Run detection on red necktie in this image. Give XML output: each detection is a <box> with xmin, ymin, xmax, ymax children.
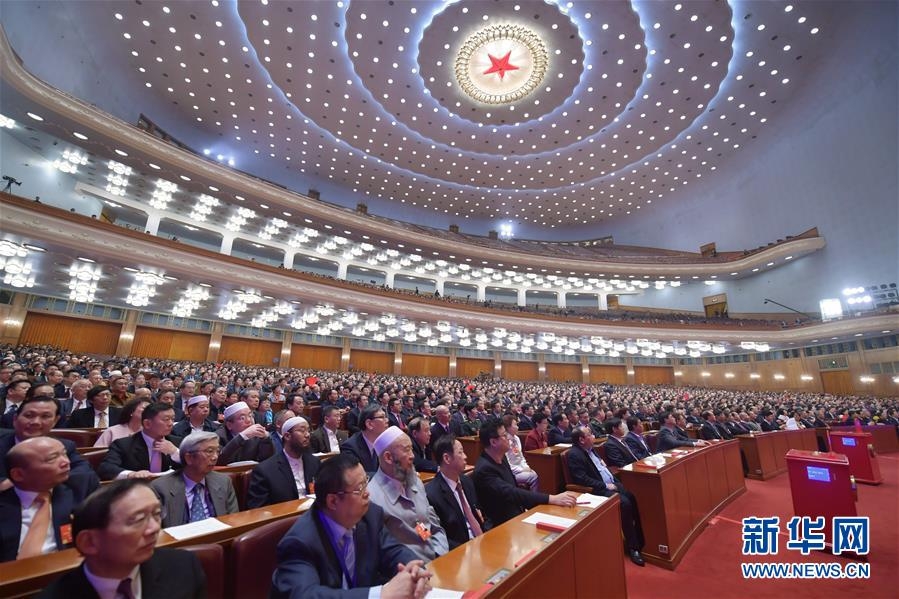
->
<box><xmin>456</xmin><ymin>484</ymin><xmax>482</xmax><ymax>537</ymax></box>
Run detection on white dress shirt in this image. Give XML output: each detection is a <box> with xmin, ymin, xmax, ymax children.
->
<box><xmin>83</xmin><ymin>562</ymin><xmax>141</xmax><ymax>599</ymax></box>
<box><xmin>14</xmin><ymin>487</ymin><xmax>57</xmax><ymax>556</ymax></box>
<box><xmin>284</xmin><ymin>451</ymin><xmax>307</xmax><ymax>497</ymax></box>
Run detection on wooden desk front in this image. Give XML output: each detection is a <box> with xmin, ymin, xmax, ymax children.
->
<box><xmin>525</xmin><ymin>445</ymin><xmax>569</xmax><ymax>494</ymax></box>
<box><xmin>0</xmin><ymin>499</ymin><xmax>312</xmax><ymax>598</ymax></box>
<box><xmin>616</xmin><ymin>440</ymin><xmax>745</xmax><ymax>569</ymax></box>
<box><xmin>428</xmin><ymin>498</ymin><xmax>627</xmax><ymax>598</ymax></box>
<box><xmin>828</xmin><ymin>424</ymin><xmax>899</xmax><ymax>453</ymax></box>
<box><xmin>738</xmin><ymin>429</ymin><xmax>817</xmax><ymax>480</ymax></box>
<box><xmin>458</xmin><ymin>436</ymin><xmax>482</xmax><ymax>467</ymax></box>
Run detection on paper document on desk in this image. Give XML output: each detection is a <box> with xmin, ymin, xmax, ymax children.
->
<box><xmin>574</xmin><ymin>493</ymin><xmax>609</xmax><ymax>509</ymax></box>
<box><xmin>225</xmin><ymin>460</ymin><xmax>259</xmax><ymax>467</ymax></box>
<box><xmin>425</xmin><ymin>589</ymin><xmax>465</xmax><ymax>599</ymax></box>
<box><xmin>164</xmin><ymin>518</ymin><xmax>231</xmax><ymax>540</ymax></box>
<box><xmin>552</xmin><ymin>443</ymin><xmax>572</xmax><ymax>448</ymax></box>
<box><xmin>522</xmin><ymin>513</ymin><xmax>577</xmax><ymax>529</ymax></box>
<box><xmin>148</xmin><ymin>468</ymin><xmax>176</xmax><ymax>478</ymax></box>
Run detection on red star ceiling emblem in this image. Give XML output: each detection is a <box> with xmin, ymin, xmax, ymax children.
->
<box><xmin>483</xmin><ymin>50</ymin><xmax>519</xmax><ymax>80</ymax></box>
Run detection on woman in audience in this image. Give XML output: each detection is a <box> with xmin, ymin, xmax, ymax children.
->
<box><xmin>94</xmin><ymin>397</ymin><xmax>151</xmax><ymax>447</ymax></box>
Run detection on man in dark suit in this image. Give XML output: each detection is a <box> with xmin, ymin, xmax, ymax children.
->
<box><xmin>151</xmin><ymin>431</ymin><xmax>238</xmax><ymax>527</ymax></box>
<box><xmin>344</xmin><ymin>394</ymin><xmax>369</xmax><ymax>436</ymax></box>
<box><xmin>98</xmin><ymin>403</ymin><xmax>182</xmax><ymax>481</ymax></box>
<box><xmin>38</xmin><ymin>479</ymin><xmax>206</xmax><ymax>599</ymax></box>
<box><xmin>567</xmin><ymin>426</ymin><xmax>646</xmax><ymax>566</ymax></box>
<box><xmin>547</xmin><ymin>412</ymin><xmax>573</xmax><ymax>446</ymax></box>
<box><xmin>517</xmin><ymin>404</ymin><xmax>534</xmax><ymax>431</ymax></box>
<box><xmin>0</xmin><ymin>396</ymin><xmax>99</xmax><ymax>500</ymax></box>
<box><xmin>429</xmin><ymin>404</ymin><xmax>453</xmax><ymax>454</ymax></box>
<box><xmin>341</xmin><ymin>404</ymin><xmax>388</xmax><ymax>474</ymax></box>
<box><xmin>700</xmin><ymin>411</ymin><xmax>724</xmax><ymax>440</ymax></box>
<box><xmin>656</xmin><ymin>411</ymin><xmax>709</xmax><ymax>452</ymax></box>
<box><xmin>604</xmin><ymin>418</ymin><xmax>641</xmax><ymax>467</ymax></box>
<box><xmin>271</xmin><ymin>454</ymin><xmax>431</xmax><ymax>598</ymax></box>
<box><xmin>67</xmin><ymin>385</ymin><xmax>122</xmax><ymax>429</ymax></box>
<box><xmin>59</xmin><ymin>379</ymin><xmax>90</xmax><ymax>423</ymax></box>
<box><xmin>386</xmin><ymin>398</ymin><xmax>407</xmax><ymax>431</ymax></box>
<box><xmin>172</xmin><ymin>395</ymin><xmax>220</xmax><ymax>437</ymax></box>
<box><xmin>1</xmin><ymin>379</ymin><xmax>31</xmax><ymax>428</ymax></box>
<box><xmin>0</xmin><ymin>437</ymin><xmax>78</xmax><ymax>561</ymax></box>
<box><xmin>310</xmin><ymin>405</ymin><xmax>348</xmax><ymax>453</ymax></box>
<box><xmin>215</xmin><ymin>401</ymin><xmax>273</xmax><ymax>465</ymax></box>
<box><xmin>247</xmin><ymin>416</ymin><xmax>321</xmax><ymax>508</ymax></box>
<box><xmin>472</xmin><ymin>419</ymin><xmax>576</xmax><ymax>529</ymax></box>
<box><xmin>408</xmin><ymin>417</ymin><xmax>438</xmax><ymax>473</ymax></box>
<box><xmin>622</xmin><ymin>417</ymin><xmax>653</xmax><ymax>459</ymax></box>
<box><xmin>760</xmin><ymin>411</ymin><xmax>781</xmax><ymax>432</ymax></box>
<box><xmin>426</xmin><ymin>435</ymin><xmax>486</xmax><ymax>549</ymax></box>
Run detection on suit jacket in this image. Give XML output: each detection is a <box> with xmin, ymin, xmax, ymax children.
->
<box><xmin>603</xmin><ymin>436</ymin><xmax>639</xmax><ymax>467</ymax></box>
<box><xmin>429</xmin><ymin>421</ymin><xmax>452</xmax><ymax>454</ymax></box>
<box><xmin>700</xmin><ymin>421</ymin><xmax>723</xmax><ymax>441</ymax></box>
<box><xmin>472</xmin><ymin>453</ymin><xmax>548</xmax><ymax>529</ymax></box>
<box><xmin>215</xmin><ymin>427</ymin><xmax>273</xmax><ymax>466</ymax></box>
<box><xmin>151</xmin><ymin>471</ymin><xmax>239</xmax><ymax>527</ymax></box>
<box><xmin>624</xmin><ymin>432</ymin><xmax>652</xmax><ymax>459</ymax></box>
<box><xmin>656</xmin><ymin>426</ymin><xmax>696</xmax><ymax>452</ymax></box>
<box><xmin>340</xmin><ymin>432</ymin><xmax>379</xmax><ymax>474</ymax></box>
<box><xmin>425</xmin><ymin>473</ymin><xmax>486</xmax><ymax>549</ymax></box>
<box><xmin>760</xmin><ymin>419</ymin><xmax>780</xmax><ymax>432</ymax></box>
<box><xmin>98</xmin><ymin>431</ymin><xmax>183</xmax><ymax>481</ymax></box>
<box><xmin>0</xmin><ymin>485</ymin><xmax>76</xmax><ymax>562</ymax></box>
<box><xmin>517</xmin><ymin>415</ymin><xmax>534</xmax><ymax>431</ymax></box>
<box><xmin>523</xmin><ymin>429</ymin><xmax>547</xmax><ymax>451</ymax></box>
<box><xmin>411</xmin><ymin>437</ymin><xmax>438</xmax><ymax>473</ymax></box>
<box><xmin>38</xmin><ymin>547</ymin><xmax>206</xmax><ymax>599</ymax></box>
<box><xmin>565</xmin><ymin>446</ymin><xmax>623</xmax><ymax>497</ymax></box>
<box><xmin>66</xmin><ymin>406</ymin><xmax>123</xmax><ymax>429</ymax></box>
<box><xmin>386</xmin><ymin>412</ymin><xmax>406</xmax><ymax>430</ymax></box>
<box><xmin>715</xmin><ymin>422</ymin><xmax>735</xmax><ymax>440</ymax></box>
<box><xmin>345</xmin><ymin>408</ymin><xmax>363</xmax><ymax>436</ymax></box>
<box><xmin>172</xmin><ymin>418</ymin><xmax>219</xmax><ymax>438</ymax></box>
<box><xmin>246</xmin><ymin>450</ymin><xmax>320</xmax><ymax>508</ymax></box>
<box><xmin>309</xmin><ymin>427</ymin><xmax>347</xmax><ymax>454</ymax></box>
<box><xmin>0</xmin><ymin>432</ymin><xmax>99</xmax><ymax>502</ymax></box>
<box><xmin>271</xmin><ymin>504</ymin><xmax>417</xmax><ymax>599</ymax></box>
<box><xmin>547</xmin><ymin>426</ymin><xmax>572</xmax><ymax>446</ymax></box>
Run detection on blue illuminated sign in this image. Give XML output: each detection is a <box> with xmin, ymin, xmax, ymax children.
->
<box><xmin>842</xmin><ymin>437</ymin><xmax>857</xmax><ymax>447</ymax></box>
<box><xmin>807</xmin><ymin>466</ymin><xmax>831</xmax><ymax>482</ymax></box>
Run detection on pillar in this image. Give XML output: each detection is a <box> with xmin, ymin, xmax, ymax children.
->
<box><xmin>337</xmin><ymin>262</ymin><xmax>348</xmax><ymax>280</ymax></box>
<box><xmin>625</xmin><ymin>358</ymin><xmax>636</xmax><ymax>385</ymax></box>
<box><xmin>206</xmin><ymin>322</ymin><xmax>224</xmax><ymax>362</ymax></box>
<box><xmin>493</xmin><ymin>351</ymin><xmax>503</xmax><ymax>377</ymax></box>
<box><xmin>581</xmin><ymin>354</ymin><xmax>590</xmax><ymax>384</ymax></box>
<box><xmin>435</xmin><ymin>279</ymin><xmax>445</xmax><ymax>295</ymax></box>
<box><xmin>448</xmin><ymin>348</ymin><xmax>457</xmax><ymax>378</ymax></box>
<box><xmin>145</xmin><ymin>213</ymin><xmax>161</xmax><ymax>236</ymax></box>
<box><xmin>598</xmin><ymin>293</ymin><xmax>608</xmax><ymax>311</ymax></box>
<box><xmin>394</xmin><ymin>345</ymin><xmax>403</xmax><ymax>375</ymax></box>
<box><xmin>476</xmin><ymin>284</ymin><xmax>486</xmax><ymax>303</ymax></box>
<box><xmin>280</xmin><ymin>331</ymin><xmax>293</xmax><ymax>368</ymax></box>
<box><xmin>385</xmin><ymin>271</ymin><xmax>396</xmax><ymax>288</ymax></box>
<box><xmin>220</xmin><ymin>234</ymin><xmax>234</xmax><ymax>256</ymax></box>
<box><xmin>341</xmin><ymin>338</ymin><xmax>351</xmax><ymax>370</ymax></box>
<box><xmin>517</xmin><ymin>287</ymin><xmax>527</xmax><ymax>307</ymax></box>
<box><xmin>537</xmin><ymin>353</ymin><xmax>547</xmax><ymax>381</ymax></box>
<box><xmin>557</xmin><ymin>292</ymin><xmax>567</xmax><ymax>309</ymax></box>
<box><xmin>0</xmin><ymin>293</ymin><xmax>28</xmax><ymax>345</ymax></box>
<box><xmin>282</xmin><ymin>250</ymin><xmax>295</xmax><ymax>270</ymax></box>
<box><xmin>114</xmin><ymin>310</ymin><xmax>138</xmax><ymax>356</ymax></box>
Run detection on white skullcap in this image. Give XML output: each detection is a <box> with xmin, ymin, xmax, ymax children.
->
<box><xmin>109</xmin><ymin>370</ymin><xmax>123</xmax><ymax>377</ymax></box>
<box><xmin>223</xmin><ymin>401</ymin><xmax>249</xmax><ymax>420</ymax></box>
<box><xmin>281</xmin><ymin>416</ymin><xmax>309</xmax><ymax>435</ymax></box>
<box><xmin>187</xmin><ymin>395</ymin><xmax>209</xmax><ymax>408</ymax></box>
<box><xmin>374</xmin><ymin>426</ymin><xmax>406</xmax><ymax>455</ymax></box>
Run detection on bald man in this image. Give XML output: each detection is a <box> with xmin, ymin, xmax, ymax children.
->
<box><xmin>0</xmin><ymin>437</ymin><xmax>78</xmax><ymax>561</ymax></box>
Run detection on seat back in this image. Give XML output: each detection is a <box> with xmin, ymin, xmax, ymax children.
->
<box><xmin>49</xmin><ymin>428</ymin><xmax>101</xmax><ymax>447</ymax></box>
<box><xmin>230</xmin><ymin>515</ymin><xmax>300</xmax><ymax>599</ymax></box>
<box><xmin>79</xmin><ymin>448</ymin><xmax>109</xmax><ymax>472</ymax></box>
<box><xmin>645</xmin><ymin>431</ymin><xmax>660</xmax><ymax>453</ymax></box>
<box><xmin>560</xmin><ymin>449</ymin><xmax>592</xmax><ymax>493</ymax></box>
<box><xmin>182</xmin><ymin>543</ymin><xmax>225</xmax><ymax>599</ymax></box>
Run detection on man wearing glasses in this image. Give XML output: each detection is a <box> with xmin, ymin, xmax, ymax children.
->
<box><xmin>340</xmin><ymin>404</ymin><xmax>389</xmax><ymax>474</ymax></box>
<box><xmin>67</xmin><ymin>385</ymin><xmax>122</xmax><ymax>429</ymax></box>
<box><xmin>272</xmin><ymin>454</ymin><xmax>431</xmax><ymax>599</ymax></box>
<box><xmin>98</xmin><ymin>403</ymin><xmax>182</xmax><ymax>481</ymax></box>
<box><xmin>152</xmin><ymin>431</ymin><xmax>238</xmax><ymax>527</ymax></box>
<box><xmin>39</xmin><ymin>479</ymin><xmax>206</xmax><ymax>599</ymax></box>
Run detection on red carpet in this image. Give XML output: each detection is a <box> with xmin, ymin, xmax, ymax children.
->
<box><xmin>625</xmin><ymin>454</ymin><xmax>898</xmax><ymax>599</ymax></box>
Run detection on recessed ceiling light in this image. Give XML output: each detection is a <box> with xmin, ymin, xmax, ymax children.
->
<box><xmin>114</xmin><ymin>149</ymin><xmax>128</xmax><ymax>157</ymax></box>
<box><xmin>26</xmin><ymin>112</ymin><xmax>44</xmax><ymax>121</ymax></box>
<box><xmin>22</xmin><ymin>244</ymin><xmax>46</xmax><ymax>252</ymax></box>
<box><xmin>77</xmin><ymin>257</ymin><xmax>95</xmax><ymax>263</ymax></box>
<box><xmin>73</xmin><ymin>132</ymin><xmax>88</xmax><ymax>140</ymax></box>
<box><xmin>148</xmin><ymin>163</ymin><xmax>161</xmax><ymax>170</ymax></box>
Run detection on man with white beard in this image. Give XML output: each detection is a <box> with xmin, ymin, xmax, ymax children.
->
<box><xmin>366</xmin><ymin>427</ymin><xmax>448</xmax><ymax>562</ymax></box>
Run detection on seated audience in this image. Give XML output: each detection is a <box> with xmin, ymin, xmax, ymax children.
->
<box><xmin>657</xmin><ymin>411</ymin><xmax>708</xmax><ymax>452</ymax></box>
<box><xmin>98</xmin><ymin>403</ymin><xmax>182</xmax><ymax>480</ymax></box>
<box><xmin>408</xmin><ymin>417</ymin><xmax>438</xmax><ymax>473</ymax></box>
<box><xmin>503</xmin><ymin>414</ymin><xmax>538</xmax><ymax>491</ymax></box>
<box><xmin>38</xmin><ymin>479</ymin><xmax>206</xmax><ymax>599</ymax></box>
<box><xmin>246</xmin><ymin>416</ymin><xmax>320</xmax><ymax>508</ymax></box>
<box><xmin>700</xmin><ymin>411</ymin><xmax>725</xmax><ymax>441</ymax></box>
<box><xmin>309</xmin><ymin>405</ymin><xmax>348</xmax><ymax>453</ymax></box>
<box><xmin>0</xmin><ymin>437</ymin><xmax>79</xmax><ymax>561</ymax></box>
<box><xmin>523</xmin><ymin>412</ymin><xmax>550</xmax><ymax>451</ymax></box>
<box><xmin>66</xmin><ymin>385</ymin><xmax>122</xmax><ymax>429</ymax></box>
<box><xmin>0</xmin><ymin>395</ymin><xmax>99</xmax><ymax>498</ymax></box>
<box><xmin>94</xmin><ymin>397</ymin><xmax>151</xmax><ymax>447</ymax></box>
<box><xmin>604</xmin><ymin>418</ymin><xmax>641</xmax><ymax>467</ymax></box>
<box><xmin>473</xmin><ymin>419</ymin><xmax>576</xmax><ymax>529</ymax></box>
<box><xmin>341</xmin><ymin>404</ymin><xmax>389</xmax><ymax>474</ymax></box>
<box><xmin>172</xmin><ymin>395</ymin><xmax>219</xmax><ymax>437</ymax></box>
<box><xmin>0</xmin><ymin>379</ymin><xmax>30</xmax><ymax>428</ymax></box>
<box><xmin>216</xmin><ymin>400</ymin><xmax>273</xmax><ymax>465</ymax></box>
<box><xmin>271</xmin><ymin>454</ymin><xmax>432</xmax><ymax>598</ymax></box>
<box><xmin>429</xmin><ymin>404</ymin><xmax>453</xmax><ymax>453</ymax></box>
<box><xmin>151</xmin><ymin>431</ymin><xmax>238</xmax><ymax>527</ymax></box>
<box><xmin>624</xmin><ymin>417</ymin><xmax>653</xmax><ymax>459</ymax></box>
<box><xmin>566</xmin><ymin>425</ymin><xmax>646</xmax><ymax>566</ymax></box>
<box><xmin>426</xmin><ymin>435</ymin><xmax>486</xmax><ymax>549</ymax></box>
<box><xmin>367</xmin><ymin>427</ymin><xmax>449</xmax><ymax>562</ymax></box>
<box><xmin>59</xmin><ymin>379</ymin><xmax>90</xmax><ymax>421</ymax></box>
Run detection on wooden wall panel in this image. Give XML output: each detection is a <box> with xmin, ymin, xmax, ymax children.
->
<box><xmin>131</xmin><ymin>326</ymin><xmax>210</xmax><ymax>361</ymax></box>
<box><xmin>19</xmin><ymin>313</ymin><xmax>120</xmax><ymax>355</ymax></box>
<box><xmin>219</xmin><ymin>336</ymin><xmax>281</xmax><ymax>366</ymax></box>
<box><xmin>456</xmin><ymin>358</ymin><xmax>493</xmax><ymax>380</ymax></box>
<box><xmin>503</xmin><ymin>360</ymin><xmax>539</xmax><ymax>381</ymax></box>
<box><xmin>402</xmin><ymin>354</ymin><xmax>449</xmax><ymax>377</ymax></box>
<box><xmin>588</xmin><ymin>364</ymin><xmax>627</xmax><ymax>385</ymax></box>
<box><xmin>546</xmin><ymin>363</ymin><xmax>582</xmax><ymax>382</ymax></box>
<box><xmin>820</xmin><ymin>371</ymin><xmax>853</xmax><ymax>395</ymax></box>
<box><xmin>349</xmin><ymin>349</ymin><xmax>394</xmax><ymax>373</ymax></box>
<box><xmin>290</xmin><ymin>344</ymin><xmax>341</xmax><ymax>370</ymax></box>
<box><xmin>634</xmin><ymin>366</ymin><xmax>674</xmax><ymax>386</ymax></box>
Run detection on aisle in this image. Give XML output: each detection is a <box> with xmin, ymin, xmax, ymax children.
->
<box><xmin>624</xmin><ymin>455</ymin><xmax>898</xmax><ymax>599</ymax></box>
